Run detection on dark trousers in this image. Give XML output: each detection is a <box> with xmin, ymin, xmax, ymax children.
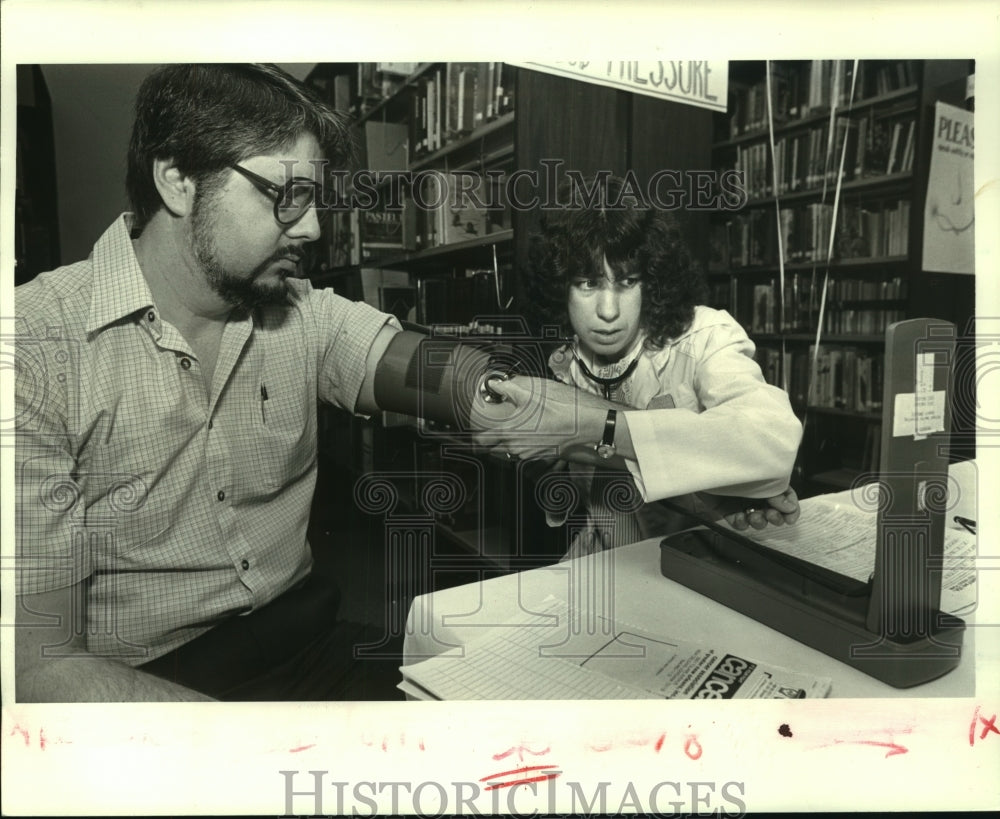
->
<box><xmin>140</xmin><ymin>572</ymin><xmax>404</xmax><ymax>701</ymax></box>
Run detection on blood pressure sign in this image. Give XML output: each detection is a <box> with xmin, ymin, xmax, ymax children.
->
<box><xmin>515</xmin><ymin>61</ymin><xmax>728</xmax><ymax>113</ymax></box>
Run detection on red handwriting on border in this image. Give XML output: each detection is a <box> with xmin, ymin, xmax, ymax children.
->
<box><xmin>8</xmin><ymin>725</ymin><xmax>54</xmax><ymax>750</ymax></box>
<box><xmin>807</xmin><ymin>728</ymin><xmax>911</xmax><ymax>758</ymax></box>
<box><xmin>832</xmin><ymin>739</ymin><xmax>908</xmax><ymax>758</ymax></box>
<box><xmin>969</xmin><ymin>705</ymin><xmax>999</xmax><ymax>746</ymax></box>
<box><xmin>587</xmin><ymin>732</ymin><xmax>702</xmax><ymax>758</ymax></box>
<box><xmin>492</xmin><ymin>744</ymin><xmax>551</xmax><ymax>762</ymax></box>
<box><xmin>362</xmin><ymin>733</ymin><xmax>425</xmax><ymax>752</ymax></box>
<box><xmin>684</xmin><ymin>734</ymin><xmax>703</xmax><ymax>760</ymax></box>
<box><xmin>482</xmin><ymin>745</ymin><xmax>560</xmax><ymax>790</ymax></box>
<box><xmin>479</xmin><ymin>765</ymin><xmax>562</xmax><ymax>791</ymax></box>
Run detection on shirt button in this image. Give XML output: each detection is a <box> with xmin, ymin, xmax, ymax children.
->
<box><xmin>241</xmin><ymin>559</ymin><xmax>250</xmax><ymax>571</ymax></box>
<box><xmin>217</xmin><ymin>490</ymin><xmax>225</xmax><ymax>501</ymax></box>
<box><xmin>180</xmin><ymin>357</ymin><xmax>192</xmax><ymax>370</ymax></box>
<box><xmin>147</xmin><ymin>311</ymin><xmax>156</xmax><ymax>322</ymax></box>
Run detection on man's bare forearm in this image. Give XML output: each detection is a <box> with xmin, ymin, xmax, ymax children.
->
<box><xmin>17</xmin><ymin>650</ymin><xmax>215</xmax><ymax>702</ymax></box>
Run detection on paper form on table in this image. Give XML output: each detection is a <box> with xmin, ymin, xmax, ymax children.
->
<box><xmin>727</xmin><ymin>495</ymin><xmax>977</xmax><ymax>617</ymax></box>
<box><xmin>399</xmin><ymin>597</ymin><xmax>832</xmax><ymax>701</ymax></box>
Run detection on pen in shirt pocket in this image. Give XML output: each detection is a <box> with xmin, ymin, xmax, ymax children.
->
<box><xmin>260</xmin><ymin>383</ymin><xmax>269</xmax><ymax>423</ymax></box>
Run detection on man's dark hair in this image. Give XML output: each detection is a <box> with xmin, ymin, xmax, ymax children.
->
<box><xmin>126</xmin><ymin>63</ymin><xmax>352</xmax><ymax>231</ymax></box>
<box><xmin>526</xmin><ymin>175</ymin><xmax>707</xmax><ymax>349</ymax></box>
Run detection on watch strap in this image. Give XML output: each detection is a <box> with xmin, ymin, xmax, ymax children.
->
<box><xmin>596</xmin><ymin>408</ymin><xmax>618</xmax><ymax>457</ymax></box>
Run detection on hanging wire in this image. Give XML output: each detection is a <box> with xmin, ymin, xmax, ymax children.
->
<box><xmin>807</xmin><ymin>60</ymin><xmax>860</xmax><ymax>424</ymax></box>
<box><xmin>764</xmin><ymin>60</ymin><xmax>860</xmax><ymax>484</ymax></box>
<box><xmin>764</xmin><ymin>61</ymin><xmax>789</xmax><ymax>394</ymax></box>
<box><xmin>493</xmin><ymin>243</ymin><xmax>513</xmax><ymax>310</ymax></box>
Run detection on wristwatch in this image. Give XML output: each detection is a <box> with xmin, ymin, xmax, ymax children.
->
<box><xmin>595</xmin><ymin>409</ymin><xmax>618</xmax><ymax>459</ymax></box>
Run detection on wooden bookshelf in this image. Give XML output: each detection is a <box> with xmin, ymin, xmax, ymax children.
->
<box><xmin>353</xmin><ymin>63</ymin><xmax>436</xmax><ymax>125</ymax></box>
<box><xmin>306</xmin><ymin>60</ymin><xmax>720</xmax><ymax>567</ymax></box>
<box><xmin>409</xmin><ymin>111</ymin><xmax>515</xmax><ymax>171</ymax></box>
<box><xmin>719</xmin><ymin>86</ymin><xmax>920</xmax><ymax>148</ymax></box>
<box><xmin>740</xmin><ymin>172</ymin><xmax>916</xmax><ymax>208</ymax></box>
<box><xmin>708</xmin><ymin>59</ymin><xmax>975</xmax><ymax>496</ymax></box>
<box><xmin>305</xmin><ymin>62</ymin><xmax>543</xmax><ymax>570</ymax></box>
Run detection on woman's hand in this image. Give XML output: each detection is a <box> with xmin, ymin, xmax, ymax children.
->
<box><xmin>469</xmin><ymin>375</ymin><xmax>612</xmax><ymax>461</ymax></box>
<box><xmin>725</xmin><ymin>486</ymin><xmax>800</xmax><ymax>531</ymax></box>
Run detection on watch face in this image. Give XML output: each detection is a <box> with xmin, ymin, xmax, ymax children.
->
<box><xmin>596</xmin><ymin>443</ymin><xmax>616</xmax><ymax>459</ymax></box>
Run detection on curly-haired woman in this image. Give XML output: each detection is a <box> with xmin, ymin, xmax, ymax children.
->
<box><xmin>474</xmin><ymin>175</ymin><xmax>803</xmax><ymax>557</ymax></box>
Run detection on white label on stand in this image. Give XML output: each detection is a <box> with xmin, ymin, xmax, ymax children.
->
<box><xmin>893</xmin><ymin>391</ymin><xmax>946</xmax><ymax>438</ymax></box>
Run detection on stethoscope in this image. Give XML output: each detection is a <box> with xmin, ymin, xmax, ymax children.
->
<box><xmin>573</xmin><ymin>353</ymin><xmax>640</xmax><ymax>400</ymax></box>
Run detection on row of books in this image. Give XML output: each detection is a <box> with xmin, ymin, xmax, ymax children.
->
<box><xmin>723</xmin><ymin>206</ymin><xmax>829</xmax><ymax>268</ymax></box>
<box><xmin>733</xmin><ymin>113</ymin><xmax>916</xmax><ymax>200</ymax></box>
<box><xmin>314</xmin><ymin>63</ymin><xmax>516</xmax><ymax>162</ymax></box>
<box><xmin>416</xmin><ymin>171</ymin><xmax>496</xmax><ymax>250</ymax></box>
<box><xmin>325</xmin><ymin>175</ymin><xmax>512</xmax><ymax>267</ymax></box>
<box><xmin>411</xmin><ymin>171</ymin><xmax>512</xmax><ymax>252</ymax></box>
<box><xmin>327</xmin><ymin>205</ymin><xmax>414</xmax><ymax>267</ymax></box>
<box><xmin>730</xmin><ymin>61</ymin><xmax>856</xmax><ymax>138</ymax></box>
<box><xmin>755</xmin><ymin>345</ymin><xmax>885</xmax><ymax>414</ymax></box>
<box><xmin>822</xmin><ymin>307</ymin><xmax>906</xmax><ymax>336</ymax></box>
<box><xmin>728</xmin><ymin>60</ymin><xmax>919</xmax><ymax>138</ymax></box>
<box><xmin>837</xmin><ymin>199</ymin><xmax>911</xmax><ymax>259</ymax></box>
<box><xmin>868</xmin><ymin>59</ymin><xmax>921</xmax><ymax>97</ymax></box>
<box><xmin>751</xmin><ymin>282</ymin><xmax>793</xmax><ymax>334</ymax></box>
<box><xmin>809</xmin><ymin>345</ymin><xmax>885</xmax><ymax>412</ymax></box>
<box><xmin>748</xmin><ymin>278</ymin><xmax>815</xmax><ymax>334</ymax></box>
<box><xmin>746</xmin><ymin>275</ymin><xmax>907</xmax><ymax>335</ymax></box>
<box><xmin>725</xmin><ymin>205</ymin><xmax>837</xmax><ymax>267</ymax></box>
<box><xmin>357</xmin><ymin>63</ymin><xmax>420</xmax><ymax>107</ymax></box>
<box><xmin>720</xmin><ymin>198</ymin><xmax>911</xmax><ymax>268</ymax></box>
<box><xmin>409</xmin><ymin>63</ymin><xmax>516</xmax><ymax>159</ymax></box>
<box><xmin>310</xmin><ymin>64</ymin><xmax>421</xmax><ymax>117</ymax></box>
<box><xmin>825</xmin><ymin>276</ymin><xmax>907</xmax><ymax>302</ymax></box>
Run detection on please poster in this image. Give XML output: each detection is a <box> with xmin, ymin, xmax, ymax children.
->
<box><xmin>923</xmin><ymin>100</ymin><xmax>975</xmax><ymax>274</ymax></box>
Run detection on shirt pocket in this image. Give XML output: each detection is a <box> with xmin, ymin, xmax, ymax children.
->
<box><xmin>252</xmin><ymin>381</ymin><xmax>316</xmax><ymax>490</ymax></box>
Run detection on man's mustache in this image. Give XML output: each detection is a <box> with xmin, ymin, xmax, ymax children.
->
<box><xmin>262</xmin><ymin>247</ymin><xmax>305</xmax><ymax>268</ymax></box>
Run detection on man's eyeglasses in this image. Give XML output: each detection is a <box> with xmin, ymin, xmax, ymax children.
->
<box><xmin>229</xmin><ymin>164</ymin><xmax>326</xmax><ymax>226</ymax></box>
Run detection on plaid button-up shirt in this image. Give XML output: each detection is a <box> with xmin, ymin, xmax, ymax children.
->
<box><xmin>15</xmin><ymin>214</ymin><xmax>394</xmax><ymax>664</ymax></box>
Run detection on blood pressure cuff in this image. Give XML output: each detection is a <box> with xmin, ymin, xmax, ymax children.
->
<box><xmin>373</xmin><ymin>330</ymin><xmax>503</xmax><ymax>430</ymax></box>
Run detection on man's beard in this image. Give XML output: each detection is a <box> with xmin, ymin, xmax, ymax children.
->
<box><xmin>191</xmin><ymin>194</ymin><xmax>300</xmax><ymax>312</ymax></box>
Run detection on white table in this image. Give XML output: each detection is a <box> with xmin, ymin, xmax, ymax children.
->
<box><xmin>402</xmin><ymin>462</ymin><xmax>978</xmax><ymax>699</ymax></box>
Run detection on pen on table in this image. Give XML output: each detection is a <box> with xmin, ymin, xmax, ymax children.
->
<box><xmin>260</xmin><ymin>383</ymin><xmax>268</xmax><ymax>423</ymax></box>
<box><xmin>954</xmin><ymin>515</ymin><xmax>976</xmax><ymax>535</ymax></box>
